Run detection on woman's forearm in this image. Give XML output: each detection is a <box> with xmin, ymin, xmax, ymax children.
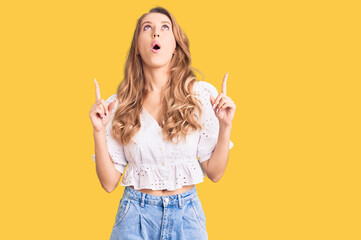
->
<box><xmin>93</xmin><ymin>130</ymin><xmax>120</xmax><ymax>192</ymax></box>
<box><xmin>206</xmin><ymin>123</ymin><xmax>232</xmax><ymax>182</ymax></box>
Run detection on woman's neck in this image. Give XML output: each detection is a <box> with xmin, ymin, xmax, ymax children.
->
<box><xmin>142</xmin><ymin>64</ymin><xmax>170</xmax><ymax>93</ymax></box>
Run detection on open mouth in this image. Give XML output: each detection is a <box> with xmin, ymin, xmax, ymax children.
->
<box><xmin>151</xmin><ymin>41</ymin><xmax>161</xmax><ymax>52</ymax></box>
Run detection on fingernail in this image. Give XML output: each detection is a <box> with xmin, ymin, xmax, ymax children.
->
<box><xmin>212</xmin><ymin>104</ymin><xmax>216</xmax><ymax>109</ymax></box>
<box><xmin>107</xmin><ymin>111</ymin><xmax>109</xmax><ymax>116</ymax></box>
<box><xmin>216</xmin><ymin>108</ymin><xmax>219</xmax><ymax>113</ymax></box>
<box><xmin>220</xmin><ymin>108</ymin><xmax>222</xmax><ymax>112</ymax></box>
<box><xmin>101</xmin><ymin>115</ymin><xmax>103</xmax><ymax>119</ymax></box>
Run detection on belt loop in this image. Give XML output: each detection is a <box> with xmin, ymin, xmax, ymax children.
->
<box><xmin>141</xmin><ymin>193</ymin><xmax>146</xmax><ymax>208</ymax></box>
<box><xmin>178</xmin><ymin>194</ymin><xmax>182</xmax><ymax>208</ymax></box>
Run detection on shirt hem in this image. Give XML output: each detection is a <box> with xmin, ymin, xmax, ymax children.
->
<box><xmin>119</xmin><ymin>177</ymin><xmax>205</xmax><ymax>191</ymax></box>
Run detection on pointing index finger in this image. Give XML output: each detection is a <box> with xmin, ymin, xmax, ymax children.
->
<box><xmin>94</xmin><ymin>78</ymin><xmax>101</xmax><ymax>101</ymax></box>
<box><xmin>222</xmin><ymin>72</ymin><xmax>228</xmax><ymax>95</ymax></box>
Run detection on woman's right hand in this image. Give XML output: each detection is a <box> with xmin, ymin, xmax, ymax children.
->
<box><xmin>89</xmin><ymin>78</ymin><xmax>117</xmax><ymax>133</ymax></box>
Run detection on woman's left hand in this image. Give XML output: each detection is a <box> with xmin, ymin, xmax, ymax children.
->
<box><xmin>210</xmin><ymin>72</ymin><xmax>236</xmax><ymax>127</ymax></box>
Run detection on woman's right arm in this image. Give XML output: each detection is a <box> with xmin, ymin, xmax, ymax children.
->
<box><xmin>90</xmin><ymin>79</ymin><xmax>121</xmax><ymax>193</ymax></box>
<box><xmin>93</xmin><ymin>129</ymin><xmax>121</xmax><ymax>193</ymax></box>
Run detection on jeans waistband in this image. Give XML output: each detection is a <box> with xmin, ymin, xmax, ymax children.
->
<box><xmin>123</xmin><ymin>185</ymin><xmax>198</xmax><ymax>208</ymax></box>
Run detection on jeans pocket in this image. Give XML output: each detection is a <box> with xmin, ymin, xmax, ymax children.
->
<box><xmin>113</xmin><ymin>196</ymin><xmax>131</xmax><ymax>228</ymax></box>
<box><xmin>190</xmin><ymin>197</ymin><xmax>207</xmax><ymax>231</ymax></box>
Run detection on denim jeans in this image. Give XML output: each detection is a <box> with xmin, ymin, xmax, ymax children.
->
<box><xmin>110</xmin><ymin>185</ymin><xmax>208</xmax><ymax>240</ymax></box>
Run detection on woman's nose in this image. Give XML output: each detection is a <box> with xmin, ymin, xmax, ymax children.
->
<box><xmin>153</xmin><ymin>33</ymin><xmax>159</xmax><ymax>38</ymax></box>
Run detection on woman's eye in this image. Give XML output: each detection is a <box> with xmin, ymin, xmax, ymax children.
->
<box><xmin>143</xmin><ymin>25</ymin><xmax>170</xmax><ymax>31</ymax></box>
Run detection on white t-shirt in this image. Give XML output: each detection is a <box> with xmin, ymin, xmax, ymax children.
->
<box><xmin>92</xmin><ymin>80</ymin><xmax>234</xmax><ymax>191</ymax></box>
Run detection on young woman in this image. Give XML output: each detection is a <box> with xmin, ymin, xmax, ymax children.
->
<box><xmin>89</xmin><ymin>6</ymin><xmax>235</xmax><ymax>240</ymax></box>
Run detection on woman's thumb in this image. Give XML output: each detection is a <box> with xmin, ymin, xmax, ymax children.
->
<box><xmin>210</xmin><ymin>95</ymin><xmax>215</xmax><ymax>106</ymax></box>
<box><xmin>108</xmin><ymin>100</ymin><xmax>117</xmax><ymax>114</ymax></box>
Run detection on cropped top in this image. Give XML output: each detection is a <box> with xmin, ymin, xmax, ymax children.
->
<box><xmin>92</xmin><ymin>80</ymin><xmax>234</xmax><ymax>191</ymax></box>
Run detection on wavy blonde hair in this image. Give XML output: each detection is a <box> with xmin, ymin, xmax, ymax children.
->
<box><xmin>112</xmin><ymin>6</ymin><xmax>204</xmax><ymax>145</ymax></box>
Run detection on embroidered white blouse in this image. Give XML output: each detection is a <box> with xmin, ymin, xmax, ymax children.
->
<box><xmin>92</xmin><ymin>80</ymin><xmax>234</xmax><ymax>191</ymax></box>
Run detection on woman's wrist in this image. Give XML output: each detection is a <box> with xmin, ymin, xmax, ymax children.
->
<box><xmin>93</xmin><ymin>128</ymin><xmax>106</xmax><ymax>136</ymax></box>
<box><xmin>219</xmin><ymin>122</ymin><xmax>232</xmax><ymax>131</ymax></box>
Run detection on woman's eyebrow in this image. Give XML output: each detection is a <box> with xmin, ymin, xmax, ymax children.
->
<box><xmin>141</xmin><ymin>21</ymin><xmax>171</xmax><ymax>27</ymax></box>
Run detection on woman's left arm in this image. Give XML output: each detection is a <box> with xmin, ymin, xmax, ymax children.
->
<box><xmin>201</xmin><ymin>73</ymin><xmax>236</xmax><ymax>182</ymax></box>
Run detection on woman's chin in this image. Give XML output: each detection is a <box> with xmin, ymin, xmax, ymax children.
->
<box><xmin>144</xmin><ymin>59</ymin><xmax>172</xmax><ymax>69</ymax></box>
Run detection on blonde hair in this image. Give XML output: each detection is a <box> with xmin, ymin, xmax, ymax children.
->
<box><xmin>112</xmin><ymin>6</ymin><xmax>204</xmax><ymax>145</ymax></box>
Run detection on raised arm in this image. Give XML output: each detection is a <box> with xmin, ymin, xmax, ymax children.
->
<box><xmin>200</xmin><ymin>73</ymin><xmax>236</xmax><ymax>182</ymax></box>
<box><xmin>89</xmin><ymin>78</ymin><xmax>122</xmax><ymax>193</ymax></box>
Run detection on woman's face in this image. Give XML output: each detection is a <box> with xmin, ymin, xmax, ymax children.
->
<box><xmin>137</xmin><ymin>13</ymin><xmax>176</xmax><ymax>69</ymax></box>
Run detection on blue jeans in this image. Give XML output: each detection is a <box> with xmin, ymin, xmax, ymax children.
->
<box><xmin>110</xmin><ymin>185</ymin><xmax>208</xmax><ymax>240</ymax></box>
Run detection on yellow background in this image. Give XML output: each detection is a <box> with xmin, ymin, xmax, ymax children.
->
<box><xmin>1</xmin><ymin>0</ymin><xmax>360</xmax><ymax>239</ymax></box>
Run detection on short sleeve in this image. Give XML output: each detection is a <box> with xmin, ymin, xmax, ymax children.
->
<box><xmin>91</xmin><ymin>94</ymin><xmax>128</xmax><ymax>174</ymax></box>
<box><xmin>195</xmin><ymin>81</ymin><xmax>234</xmax><ymax>163</ymax></box>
